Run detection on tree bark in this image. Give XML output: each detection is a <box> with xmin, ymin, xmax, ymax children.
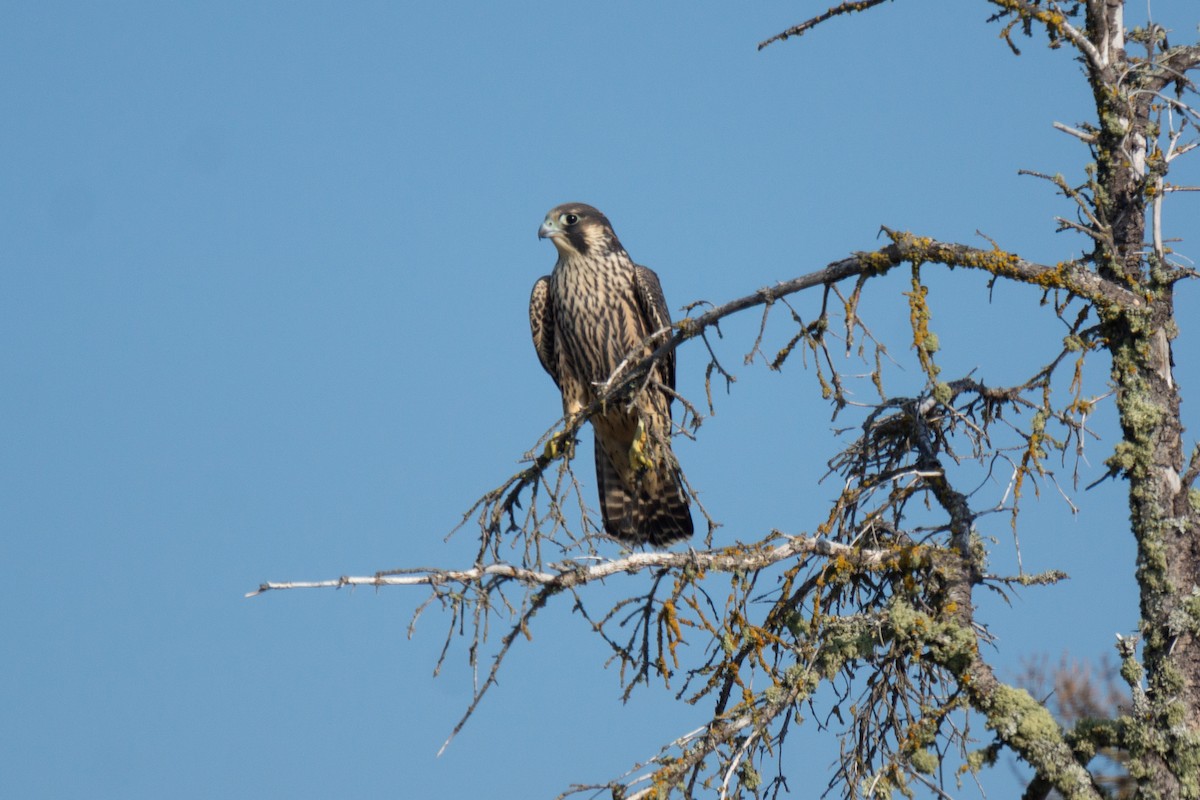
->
<box><xmin>1081</xmin><ymin>1</ymin><xmax>1200</xmax><ymax>794</ymax></box>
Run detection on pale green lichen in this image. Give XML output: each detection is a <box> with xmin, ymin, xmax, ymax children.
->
<box><xmin>813</xmin><ymin>616</ymin><xmax>876</xmax><ymax>678</ymax></box>
<box><xmin>986</xmin><ymin>684</ymin><xmax>1062</xmax><ymax>744</ymax></box>
<box><xmin>886</xmin><ymin>598</ymin><xmax>976</xmax><ymax>672</ymax></box>
<box><xmin>961</xmin><ymin>746</ymin><xmax>996</xmax><ymax>774</ymax></box>
<box><xmin>1184</xmin><ymin>587</ymin><xmax>1200</xmax><ymax>629</ymax></box>
<box><xmin>1063</xmin><ymin>334</ymin><xmax>1085</xmax><ymax>351</ymax></box>
<box><xmin>860</xmin><ymin>774</ymin><xmax>899</xmax><ymax>799</ymax></box>
<box><xmin>738</xmin><ymin>761</ymin><xmax>762</xmax><ymax>791</ymax></box>
<box><xmin>909</xmin><ymin>748</ymin><xmax>939</xmax><ymax>775</ymax></box>
<box><xmin>1119</xmin><ymin>390</ymin><xmax>1167</xmax><ymax>431</ymax></box>
<box><xmin>784</xmin><ymin>662</ymin><xmax>819</xmax><ymax>695</ymax></box>
<box><xmin>784</xmin><ymin>609</ymin><xmax>809</xmax><ymax>638</ymax></box>
<box><xmin>1106</xmin><ymin>440</ymin><xmax>1139</xmax><ymax>474</ymax></box>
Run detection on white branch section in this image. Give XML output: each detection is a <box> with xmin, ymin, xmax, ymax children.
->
<box><xmin>246</xmin><ymin>533</ymin><xmax>902</xmax><ymax>598</ymax></box>
<box><xmin>1058</xmin><ymin>14</ymin><xmax>1105</xmax><ymax>73</ymax></box>
<box><xmin>1053</xmin><ymin>120</ymin><xmax>1096</xmax><ymax>143</ymax></box>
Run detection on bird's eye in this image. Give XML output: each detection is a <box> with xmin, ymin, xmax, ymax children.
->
<box><xmin>560</xmin><ymin>213</ymin><xmax>579</xmax><ymax>226</ymax></box>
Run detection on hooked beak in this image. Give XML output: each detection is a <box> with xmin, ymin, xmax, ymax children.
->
<box><xmin>538</xmin><ymin>217</ymin><xmax>559</xmax><ymax>240</ymax></box>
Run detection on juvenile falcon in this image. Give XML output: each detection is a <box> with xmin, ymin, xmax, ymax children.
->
<box><xmin>529</xmin><ymin>202</ymin><xmax>694</xmax><ymax>546</ymax></box>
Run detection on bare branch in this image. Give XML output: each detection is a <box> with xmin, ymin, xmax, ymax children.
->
<box><xmin>757</xmin><ymin>0</ymin><xmax>892</xmax><ymax>51</ymax></box>
<box><xmin>1054</xmin><ymin>120</ymin><xmax>1098</xmax><ymax>142</ymax></box>
<box><xmin>248</xmin><ymin>532</ymin><xmax>908</xmax><ymax>598</ymax></box>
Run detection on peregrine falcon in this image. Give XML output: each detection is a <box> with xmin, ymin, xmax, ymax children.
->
<box><xmin>530</xmin><ymin>203</ymin><xmax>694</xmax><ymax>546</ymax></box>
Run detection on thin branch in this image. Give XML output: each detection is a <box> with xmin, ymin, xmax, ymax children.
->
<box><xmin>1053</xmin><ymin>120</ymin><xmax>1098</xmax><ymax>142</ymax></box>
<box><xmin>988</xmin><ymin>0</ymin><xmax>1105</xmax><ymax>72</ymax></box>
<box><xmin>758</xmin><ymin>0</ymin><xmax>892</xmax><ymax>50</ymax></box>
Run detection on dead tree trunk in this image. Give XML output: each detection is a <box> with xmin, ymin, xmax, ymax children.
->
<box><xmin>1084</xmin><ymin>5</ymin><xmax>1200</xmax><ymax>793</ymax></box>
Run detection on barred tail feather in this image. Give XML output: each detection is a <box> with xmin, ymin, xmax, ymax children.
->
<box><xmin>594</xmin><ymin>432</ymin><xmax>693</xmax><ymax>547</ymax></box>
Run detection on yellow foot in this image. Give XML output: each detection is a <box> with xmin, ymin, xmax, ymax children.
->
<box><xmin>629</xmin><ymin>418</ymin><xmax>654</xmax><ymax>475</ymax></box>
<box><xmin>543</xmin><ymin>431</ymin><xmax>577</xmax><ymax>462</ymax></box>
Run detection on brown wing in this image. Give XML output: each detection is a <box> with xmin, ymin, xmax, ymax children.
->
<box><xmin>632</xmin><ymin>264</ymin><xmax>675</xmax><ymax>392</ymax></box>
<box><xmin>529</xmin><ymin>275</ymin><xmax>560</xmax><ymax>389</ymax></box>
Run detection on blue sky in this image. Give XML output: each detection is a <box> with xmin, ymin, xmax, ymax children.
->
<box><xmin>3</xmin><ymin>1</ymin><xmax>1198</xmax><ymax>797</ymax></box>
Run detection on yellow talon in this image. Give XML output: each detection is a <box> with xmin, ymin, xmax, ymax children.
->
<box><xmin>543</xmin><ymin>432</ymin><xmax>576</xmax><ymax>462</ymax></box>
<box><xmin>629</xmin><ymin>417</ymin><xmax>654</xmax><ymax>474</ymax></box>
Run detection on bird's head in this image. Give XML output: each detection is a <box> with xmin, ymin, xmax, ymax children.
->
<box><xmin>538</xmin><ymin>203</ymin><xmax>623</xmax><ymax>258</ymax></box>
